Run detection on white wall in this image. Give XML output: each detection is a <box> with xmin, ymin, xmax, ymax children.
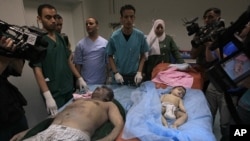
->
<box><xmin>23</xmin><ymin>0</ymin><xmax>82</xmax><ymax>50</ymax></box>
<box><xmin>22</xmin><ymin>0</ymin><xmax>250</xmax><ymax>51</ymax></box>
<box><xmin>85</xmin><ymin>0</ymin><xmax>250</xmax><ymax>50</ymax></box>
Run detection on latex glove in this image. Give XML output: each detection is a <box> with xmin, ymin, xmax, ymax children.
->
<box><xmin>114</xmin><ymin>72</ymin><xmax>124</xmax><ymax>84</ymax></box>
<box><xmin>134</xmin><ymin>72</ymin><xmax>142</xmax><ymax>85</ymax></box>
<box><xmin>169</xmin><ymin>63</ymin><xmax>190</xmax><ymax>71</ymax></box>
<box><xmin>77</xmin><ymin>77</ymin><xmax>89</xmax><ymax>91</ymax></box>
<box><xmin>43</xmin><ymin>91</ymin><xmax>58</xmax><ymax>116</ymax></box>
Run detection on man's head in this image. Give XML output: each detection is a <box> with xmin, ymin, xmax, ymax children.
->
<box><xmin>37</xmin><ymin>4</ymin><xmax>57</xmax><ymax>32</ymax></box>
<box><xmin>55</xmin><ymin>14</ymin><xmax>63</xmax><ymax>33</ymax></box>
<box><xmin>92</xmin><ymin>85</ymin><xmax>114</xmax><ymax>102</ymax></box>
<box><xmin>170</xmin><ymin>86</ymin><xmax>186</xmax><ymax>98</ymax></box>
<box><xmin>120</xmin><ymin>4</ymin><xmax>136</xmax><ymax>30</ymax></box>
<box><xmin>86</xmin><ymin>17</ymin><xmax>99</xmax><ymax>36</ymax></box>
<box><xmin>203</xmin><ymin>7</ymin><xmax>221</xmax><ymax>25</ymax></box>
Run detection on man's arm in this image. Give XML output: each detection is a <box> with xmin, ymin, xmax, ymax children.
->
<box><xmin>138</xmin><ymin>53</ymin><xmax>146</xmax><ymax>72</ymax></box>
<box><xmin>33</xmin><ymin>67</ymin><xmax>49</xmax><ymax>93</ymax></box>
<box><xmin>10</xmin><ymin>129</ymin><xmax>30</xmax><ymax>141</ymax></box>
<box><xmin>98</xmin><ymin>102</ymin><xmax>124</xmax><ymax>141</ymax></box>
<box><xmin>33</xmin><ymin>67</ymin><xmax>58</xmax><ymax>115</ymax></box>
<box><xmin>190</xmin><ymin>35</ymin><xmax>204</xmax><ymax>59</ymax></box>
<box><xmin>190</xmin><ymin>46</ymin><xmax>203</xmax><ymax>59</ymax></box>
<box><xmin>108</xmin><ymin>55</ymin><xmax>118</xmax><ymax>73</ymax></box>
<box><xmin>68</xmin><ymin>53</ymin><xmax>82</xmax><ymax>78</ymax></box>
<box><xmin>205</xmin><ymin>42</ymin><xmax>220</xmax><ymax>62</ymax></box>
<box><xmin>68</xmin><ymin>52</ymin><xmax>88</xmax><ymax>90</ymax></box>
<box><xmin>134</xmin><ymin>53</ymin><xmax>146</xmax><ymax>84</ymax></box>
<box><xmin>108</xmin><ymin>55</ymin><xmax>124</xmax><ymax>84</ymax></box>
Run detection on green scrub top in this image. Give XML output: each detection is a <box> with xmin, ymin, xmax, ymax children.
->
<box><xmin>32</xmin><ymin>33</ymin><xmax>74</xmax><ymax>107</ymax></box>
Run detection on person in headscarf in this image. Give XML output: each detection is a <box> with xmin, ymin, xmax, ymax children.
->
<box><xmin>144</xmin><ymin>19</ymin><xmax>184</xmax><ymax>81</ymax></box>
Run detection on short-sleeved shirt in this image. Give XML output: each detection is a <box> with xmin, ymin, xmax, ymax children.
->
<box><xmin>31</xmin><ymin>33</ymin><xmax>74</xmax><ymax>102</ymax></box>
<box><xmin>74</xmin><ymin>36</ymin><xmax>108</xmax><ymax>84</ymax></box>
<box><xmin>106</xmin><ymin>28</ymin><xmax>149</xmax><ymax>75</ymax></box>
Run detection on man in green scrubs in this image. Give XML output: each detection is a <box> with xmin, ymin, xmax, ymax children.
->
<box><xmin>31</xmin><ymin>4</ymin><xmax>87</xmax><ymax>116</ymax></box>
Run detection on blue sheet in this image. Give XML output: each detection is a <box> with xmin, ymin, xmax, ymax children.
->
<box><xmin>122</xmin><ymin>81</ymin><xmax>216</xmax><ymax>141</ymax></box>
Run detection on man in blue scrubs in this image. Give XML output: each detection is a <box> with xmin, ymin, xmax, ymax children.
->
<box><xmin>106</xmin><ymin>4</ymin><xmax>149</xmax><ymax>86</ymax></box>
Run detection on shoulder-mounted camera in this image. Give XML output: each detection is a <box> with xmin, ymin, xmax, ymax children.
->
<box><xmin>0</xmin><ymin>20</ymin><xmax>48</xmax><ymax>63</ymax></box>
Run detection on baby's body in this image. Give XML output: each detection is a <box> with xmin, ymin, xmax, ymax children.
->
<box><xmin>161</xmin><ymin>86</ymin><xmax>188</xmax><ymax>128</ymax></box>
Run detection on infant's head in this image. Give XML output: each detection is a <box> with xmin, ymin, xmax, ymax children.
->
<box><xmin>170</xmin><ymin>86</ymin><xmax>186</xmax><ymax>98</ymax></box>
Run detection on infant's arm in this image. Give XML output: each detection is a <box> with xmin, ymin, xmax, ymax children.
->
<box><xmin>179</xmin><ymin>99</ymin><xmax>186</xmax><ymax>113</ymax></box>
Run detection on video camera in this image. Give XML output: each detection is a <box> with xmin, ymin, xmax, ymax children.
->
<box><xmin>205</xmin><ymin>6</ymin><xmax>250</xmax><ymax>91</ymax></box>
<box><xmin>0</xmin><ymin>20</ymin><xmax>48</xmax><ymax>63</ymax></box>
<box><xmin>183</xmin><ymin>17</ymin><xmax>225</xmax><ymax>48</ymax></box>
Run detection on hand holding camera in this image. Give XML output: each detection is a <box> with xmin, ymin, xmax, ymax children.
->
<box><xmin>0</xmin><ymin>20</ymin><xmax>48</xmax><ymax>63</ymax></box>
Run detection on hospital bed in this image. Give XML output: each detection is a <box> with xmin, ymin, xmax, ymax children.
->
<box><xmin>117</xmin><ymin>81</ymin><xmax>216</xmax><ymax>141</ymax></box>
<box><xmin>116</xmin><ymin>63</ymin><xmax>216</xmax><ymax>141</ymax></box>
<box><xmin>22</xmin><ymin>63</ymin><xmax>216</xmax><ymax>141</ymax></box>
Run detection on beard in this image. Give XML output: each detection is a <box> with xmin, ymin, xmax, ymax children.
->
<box><xmin>43</xmin><ymin>23</ymin><xmax>56</xmax><ymax>32</ymax></box>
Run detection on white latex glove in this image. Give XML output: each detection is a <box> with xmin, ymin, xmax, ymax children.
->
<box><xmin>43</xmin><ymin>91</ymin><xmax>58</xmax><ymax>116</ymax></box>
<box><xmin>169</xmin><ymin>63</ymin><xmax>190</xmax><ymax>71</ymax></box>
<box><xmin>114</xmin><ymin>72</ymin><xmax>124</xmax><ymax>84</ymax></box>
<box><xmin>77</xmin><ymin>77</ymin><xmax>89</xmax><ymax>91</ymax></box>
<box><xmin>134</xmin><ymin>72</ymin><xmax>142</xmax><ymax>85</ymax></box>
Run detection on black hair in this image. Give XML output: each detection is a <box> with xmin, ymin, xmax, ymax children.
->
<box><xmin>120</xmin><ymin>4</ymin><xmax>136</xmax><ymax>17</ymax></box>
<box><xmin>37</xmin><ymin>4</ymin><xmax>56</xmax><ymax>17</ymax></box>
<box><xmin>55</xmin><ymin>14</ymin><xmax>62</xmax><ymax>20</ymax></box>
<box><xmin>101</xmin><ymin>85</ymin><xmax>114</xmax><ymax>101</ymax></box>
<box><xmin>203</xmin><ymin>7</ymin><xmax>221</xmax><ymax>18</ymax></box>
<box><xmin>87</xmin><ymin>17</ymin><xmax>99</xmax><ymax>25</ymax></box>
<box><xmin>172</xmin><ymin>86</ymin><xmax>186</xmax><ymax>95</ymax></box>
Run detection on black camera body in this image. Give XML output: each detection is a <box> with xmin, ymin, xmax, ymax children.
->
<box><xmin>184</xmin><ymin>17</ymin><xmax>225</xmax><ymax>48</ymax></box>
<box><xmin>205</xmin><ymin>6</ymin><xmax>250</xmax><ymax>91</ymax></box>
<box><xmin>0</xmin><ymin>20</ymin><xmax>48</xmax><ymax>63</ymax></box>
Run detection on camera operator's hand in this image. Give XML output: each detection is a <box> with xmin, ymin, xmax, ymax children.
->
<box><xmin>0</xmin><ymin>37</ymin><xmax>15</xmax><ymax>51</ymax></box>
<box><xmin>205</xmin><ymin>41</ymin><xmax>220</xmax><ymax>62</ymax></box>
<box><xmin>43</xmin><ymin>91</ymin><xmax>58</xmax><ymax>116</ymax></box>
<box><xmin>0</xmin><ymin>37</ymin><xmax>19</xmax><ymax>74</ymax></box>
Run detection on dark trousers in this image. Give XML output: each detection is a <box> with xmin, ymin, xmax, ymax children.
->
<box><xmin>0</xmin><ymin>114</ymin><xmax>28</xmax><ymax>141</ymax></box>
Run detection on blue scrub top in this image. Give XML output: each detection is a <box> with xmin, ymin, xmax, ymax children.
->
<box><xmin>106</xmin><ymin>28</ymin><xmax>149</xmax><ymax>75</ymax></box>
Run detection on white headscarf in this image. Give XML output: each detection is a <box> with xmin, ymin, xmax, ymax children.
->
<box><xmin>146</xmin><ymin>19</ymin><xmax>166</xmax><ymax>56</ymax></box>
